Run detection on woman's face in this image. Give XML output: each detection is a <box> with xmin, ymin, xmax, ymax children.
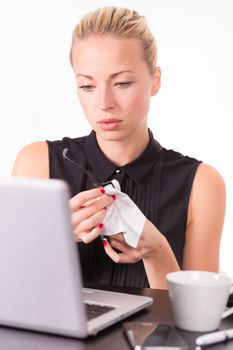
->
<box><xmin>72</xmin><ymin>35</ymin><xmax>160</xmax><ymax>143</ymax></box>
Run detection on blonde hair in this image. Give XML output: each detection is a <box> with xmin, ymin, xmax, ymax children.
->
<box><xmin>70</xmin><ymin>7</ymin><xmax>158</xmax><ymax>74</ymax></box>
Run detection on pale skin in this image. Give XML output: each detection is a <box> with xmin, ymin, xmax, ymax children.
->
<box><xmin>12</xmin><ymin>36</ymin><xmax>226</xmax><ymax>289</ymax></box>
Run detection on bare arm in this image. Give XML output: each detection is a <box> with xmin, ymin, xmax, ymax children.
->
<box><xmin>182</xmin><ymin>163</ymin><xmax>226</xmax><ymax>271</ymax></box>
<box><xmin>11</xmin><ymin>141</ymin><xmax>49</xmax><ymax>178</ymax></box>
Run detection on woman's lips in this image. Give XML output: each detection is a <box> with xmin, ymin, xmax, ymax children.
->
<box><xmin>97</xmin><ymin>119</ymin><xmax>123</xmax><ymax>131</ymax></box>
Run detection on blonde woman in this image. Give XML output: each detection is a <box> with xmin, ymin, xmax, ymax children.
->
<box><xmin>12</xmin><ymin>7</ymin><xmax>226</xmax><ymax>289</ymax></box>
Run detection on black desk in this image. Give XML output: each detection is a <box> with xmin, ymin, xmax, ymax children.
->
<box><xmin>0</xmin><ymin>285</ymin><xmax>232</xmax><ymax>350</ymax></box>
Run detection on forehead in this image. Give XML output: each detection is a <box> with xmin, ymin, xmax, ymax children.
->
<box><xmin>72</xmin><ymin>35</ymin><xmax>147</xmax><ymax>75</ymax></box>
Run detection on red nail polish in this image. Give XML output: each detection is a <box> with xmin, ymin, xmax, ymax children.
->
<box><xmin>100</xmin><ymin>188</ymin><xmax>105</xmax><ymax>194</ymax></box>
<box><xmin>98</xmin><ymin>223</ymin><xmax>104</xmax><ymax>229</ymax></box>
<box><xmin>111</xmin><ymin>195</ymin><xmax>116</xmax><ymax>200</ymax></box>
<box><xmin>102</xmin><ymin>239</ymin><xmax>107</xmax><ymax>247</ymax></box>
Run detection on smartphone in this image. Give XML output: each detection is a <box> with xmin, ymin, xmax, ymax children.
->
<box><xmin>123</xmin><ymin>322</ymin><xmax>187</xmax><ymax>349</ymax></box>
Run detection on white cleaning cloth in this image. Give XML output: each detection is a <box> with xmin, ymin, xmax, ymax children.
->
<box><xmin>101</xmin><ymin>180</ymin><xmax>146</xmax><ymax>248</ymax></box>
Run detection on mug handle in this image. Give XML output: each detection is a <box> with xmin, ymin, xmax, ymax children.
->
<box><xmin>222</xmin><ymin>285</ymin><xmax>233</xmax><ymax>319</ymax></box>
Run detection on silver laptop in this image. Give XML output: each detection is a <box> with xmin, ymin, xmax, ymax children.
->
<box><xmin>0</xmin><ymin>177</ymin><xmax>153</xmax><ymax>338</ymax></box>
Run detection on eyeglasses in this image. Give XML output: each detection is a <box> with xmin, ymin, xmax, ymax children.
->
<box><xmin>62</xmin><ymin>148</ymin><xmax>115</xmax><ymax>189</ymax></box>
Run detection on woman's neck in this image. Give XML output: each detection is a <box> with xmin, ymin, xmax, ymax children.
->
<box><xmin>96</xmin><ymin>128</ymin><xmax>150</xmax><ymax>167</ymax></box>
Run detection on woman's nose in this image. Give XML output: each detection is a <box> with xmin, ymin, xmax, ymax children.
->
<box><xmin>98</xmin><ymin>87</ymin><xmax>115</xmax><ymax>111</ymax></box>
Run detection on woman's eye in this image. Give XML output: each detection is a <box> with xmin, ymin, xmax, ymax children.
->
<box><xmin>79</xmin><ymin>85</ymin><xmax>94</xmax><ymax>92</ymax></box>
<box><xmin>115</xmin><ymin>81</ymin><xmax>132</xmax><ymax>88</ymax></box>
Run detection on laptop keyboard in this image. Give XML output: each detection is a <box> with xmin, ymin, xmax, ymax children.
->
<box><xmin>85</xmin><ymin>303</ymin><xmax>115</xmax><ymax>320</ymax></box>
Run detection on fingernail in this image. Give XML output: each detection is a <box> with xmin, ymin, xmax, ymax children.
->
<box><xmin>98</xmin><ymin>223</ymin><xmax>104</xmax><ymax>229</ymax></box>
<box><xmin>100</xmin><ymin>188</ymin><xmax>105</xmax><ymax>194</ymax></box>
<box><xmin>111</xmin><ymin>195</ymin><xmax>116</xmax><ymax>200</ymax></box>
<box><xmin>102</xmin><ymin>239</ymin><xmax>107</xmax><ymax>247</ymax></box>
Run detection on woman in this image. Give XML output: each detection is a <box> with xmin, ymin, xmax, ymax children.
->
<box><xmin>12</xmin><ymin>7</ymin><xmax>226</xmax><ymax>289</ymax></box>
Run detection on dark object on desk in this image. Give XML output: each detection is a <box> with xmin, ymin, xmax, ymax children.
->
<box><xmin>227</xmin><ymin>294</ymin><xmax>233</xmax><ymax>308</ymax></box>
<box><xmin>123</xmin><ymin>322</ymin><xmax>187</xmax><ymax>349</ymax></box>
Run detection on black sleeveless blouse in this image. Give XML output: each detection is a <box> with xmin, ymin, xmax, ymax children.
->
<box><xmin>47</xmin><ymin>130</ymin><xmax>201</xmax><ymax>288</ymax></box>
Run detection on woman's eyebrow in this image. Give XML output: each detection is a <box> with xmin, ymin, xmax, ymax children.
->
<box><xmin>76</xmin><ymin>70</ymin><xmax>134</xmax><ymax>79</ymax></box>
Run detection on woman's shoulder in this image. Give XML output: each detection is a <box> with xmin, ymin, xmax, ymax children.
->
<box><xmin>191</xmin><ymin>162</ymin><xmax>226</xmax><ymax>200</ymax></box>
<box><xmin>159</xmin><ymin>146</ymin><xmax>202</xmax><ymax>183</ymax></box>
<box><xmin>160</xmin><ymin>146</ymin><xmax>225</xmax><ymax>199</ymax></box>
<box><xmin>11</xmin><ymin>134</ymin><xmax>90</xmax><ymax>178</ymax></box>
<box><xmin>11</xmin><ymin>141</ymin><xmax>49</xmax><ymax>178</ymax></box>
<box><xmin>47</xmin><ymin>134</ymin><xmax>88</xmax><ymax>147</ymax></box>
<box><xmin>161</xmin><ymin>144</ymin><xmax>225</xmax><ymax>194</ymax></box>
<box><xmin>46</xmin><ymin>134</ymin><xmax>89</xmax><ymax>156</ymax></box>
<box><xmin>161</xmin><ymin>146</ymin><xmax>200</xmax><ymax>165</ymax></box>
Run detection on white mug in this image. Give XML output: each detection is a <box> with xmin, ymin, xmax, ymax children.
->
<box><xmin>166</xmin><ymin>271</ymin><xmax>233</xmax><ymax>332</ymax></box>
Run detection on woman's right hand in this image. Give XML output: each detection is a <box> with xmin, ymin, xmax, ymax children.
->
<box><xmin>69</xmin><ymin>187</ymin><xmax>114</xmax><ymax>243</ymax></box>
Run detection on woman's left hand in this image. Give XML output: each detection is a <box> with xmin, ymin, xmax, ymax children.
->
<box><xmin>102</xmin><ymin>220</ymin><xmax>160</xmax><ymax>264</ymax></box>
<box><xmin>103</xmin><ymin>219</ymin><xmax>180</xmax><ymax>289</ymax></box>
<box><xmin>103</xmin><ymin>233</ymin><xmax>142</xmax><ymax>264</ymax></box>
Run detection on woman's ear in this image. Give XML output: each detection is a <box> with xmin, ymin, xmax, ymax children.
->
<box><xmin>151</xmin><ymin>67</ymin><xmax>161</xmax><ymax>96</ymax></box>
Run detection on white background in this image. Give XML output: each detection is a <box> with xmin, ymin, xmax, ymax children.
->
<box><xmin>0</xmin><ymin>0</ymin><xmax>232</xmax><ymax>276</ymax></box>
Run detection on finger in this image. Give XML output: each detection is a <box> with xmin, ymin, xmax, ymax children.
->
<box><xmin>107</xmin><ymin>238</ymin><xmax>142</xmax><ymax>263</ymax></box>
<box><xmin>103</xmin><ymin>240</ymin><xmax>133</xmax><ymax>264</ymax></box>
<box><xmin>84</xmin><ymin>191</ymin><xmax>116</xmax><ymax>207</ymax></box>
<box><xmin>69</xmin><ymin>187</ymin><xmax>106</xmax><ymax>211</ymax></box>
<box><xmin>109</xmin><ymin>232</ymin><xmax>125</xmax><ymax>243</ymax></box>
<box><xmin>77</xmin><ymin>208</ymin><xmax>107</xmax><ymax>232</ymax></box>
<box><xmin>71</xmin><ymin>195</ymin><xmax>113</xmax><ymax>228</ymax></box>
<box><xmin>110</xmin><ymin>239</ymin><xmax>141</xmax><ymax>262</ymax></box>
<box><xmin>109</xmin><ymin>237</ymin><xmax>129</xmax><ymax>253</ymax></box>
<box><xmin>75</xmin><ymin>224</ymin><xmax>104</xmax><ymax>244</ymax></box>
